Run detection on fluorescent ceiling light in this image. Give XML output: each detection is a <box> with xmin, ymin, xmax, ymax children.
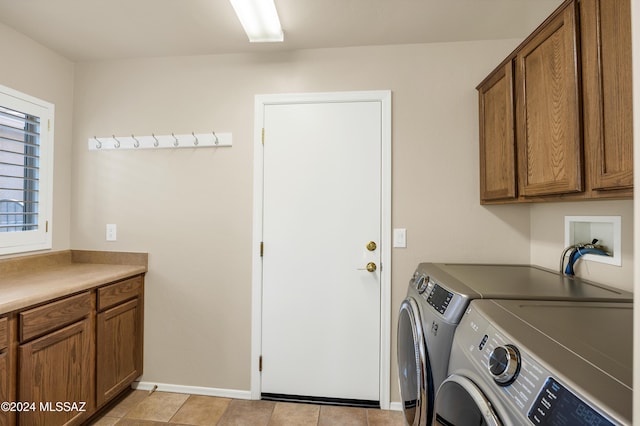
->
<box><xmin>229</xmin><ymin>0</ymin><xmax>284</xmax><ymax>43</ymax></box>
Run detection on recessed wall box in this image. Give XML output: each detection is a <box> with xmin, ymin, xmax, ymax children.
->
<box><xmin>564</xmin><ymin>216</ymin><xmax>621</xmax><ymax>266</ymax></box>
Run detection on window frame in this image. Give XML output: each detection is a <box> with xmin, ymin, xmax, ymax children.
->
<box><xmin>0</xmin><ymin>84</ymin><xmax>54</xmax><ymax>255</ymax></box>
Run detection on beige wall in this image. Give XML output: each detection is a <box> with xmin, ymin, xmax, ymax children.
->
<box><xmin>71</xmin><ymin>40</ymin><xmax>535</xmax><ymax>399</ymax></box>
<box><xmin>0</xmin><ymin>23</ymin><xmax>74</xmax><ymax>254</ymax></box>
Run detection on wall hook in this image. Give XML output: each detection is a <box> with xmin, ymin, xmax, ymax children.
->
<box><xmin>89</xmin><ymin>131</ymin><xmax>231</xmax><ymax>150</ymax></box>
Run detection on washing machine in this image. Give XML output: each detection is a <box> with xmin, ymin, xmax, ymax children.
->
<box><xmin>397</xmin><ymin>263</ymin><xmax>632</xmax><ymax>426</ymax></box>
<box><xmin>433</xmin><ymin>299</ymin><xmax>632</xmax><ymax>425</ymax></box>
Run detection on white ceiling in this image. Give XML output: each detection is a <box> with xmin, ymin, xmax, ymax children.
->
<box><xmin>0</xmin><ymin>0</ymin><xmax>562</xmax><ymax>62</ymax></box>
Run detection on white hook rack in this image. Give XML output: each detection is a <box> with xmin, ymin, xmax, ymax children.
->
<box><xmin>88</xmin><ymin>132</ymin><xmax>231</xmax><ymax>151</ymax></box>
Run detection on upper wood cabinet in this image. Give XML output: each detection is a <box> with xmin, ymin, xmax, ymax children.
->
<box><xmin>478</xmin><ymin>61</ymin><xmax>517</xmax><ymax>202</ymax></box>
<box><xmin>580</xmin><ymin>0</ymin><xmax>633</xmax><ymax>193</ymax></box>
<box><xmin>477</xmin><ymin>0</ymin><xmax>633</xmax><ymax>203</ymax></box>
<box><xmin>516</xmin><ymin>1</ymin><xmax>582</xmax><ymax>197</ymax></box>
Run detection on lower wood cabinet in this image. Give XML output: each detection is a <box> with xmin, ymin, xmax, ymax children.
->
<box><xmin>0</xmin><ymin>273</ymin><xmax>145</xmax><ymax>426</ymax></box>
<box><xmin>17</xmin><ymin>291</ymin><xmax>94</xmax><ymax>426</ymax></box>
<box><xmin>0</xmin><ymin>317</ymin><xmax>11</xmax><ymax>426</ymax></box>
<box><xmin>19</xmin><ymin>319</ymin><xmax>93</xmax><ymax>426</ymax></box>
<box><xmin>96</xmin><ymin>276</ymin><xmax>144</xmax><ymax>408</ymax></box>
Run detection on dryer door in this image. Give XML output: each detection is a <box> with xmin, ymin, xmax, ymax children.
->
<box><xmin>432</xmin><ymin>375</ymin><xmax>502</xmax><ymax>426</ymax></box>
<box><xmin>398</xmin><ymin>297</ymin><xmax>433</xmax><ymax>426</ymax></box>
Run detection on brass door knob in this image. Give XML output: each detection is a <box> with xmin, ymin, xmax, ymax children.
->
<box><xmin>365</xmin><ymin>262</ymin><xmax>377</xmax><ymax>273</ymax></box>
<box><xmin>366</xmin><ymin>241</ymin><xmax>377</xmax><ymax>251</ymax></box>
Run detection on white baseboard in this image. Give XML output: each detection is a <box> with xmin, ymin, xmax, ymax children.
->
<box><xmin>132</xmin><ymin>381</ymin><xmax>402</xmax><ymax>413</ymax></box>
<box><xmin>388</xmin><ymin>401</ymin><xmax>403</xmax><ymax>411</ymax></box>
<box><xmin>132</xmin><ymin>381</ymin><xmax>252</xmax><ymax>400</ymax></box>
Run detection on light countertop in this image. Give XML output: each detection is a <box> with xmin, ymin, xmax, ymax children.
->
<box><xmin>0</xmin><ymin>250</ymin><xmax>147</xmax><ymax>314</ymax></box>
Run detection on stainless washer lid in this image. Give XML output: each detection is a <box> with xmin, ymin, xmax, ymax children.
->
<box><xmin>417</xmin><ymin>263</ymin><xmax>632</xmax><ymax>302</ymax></box>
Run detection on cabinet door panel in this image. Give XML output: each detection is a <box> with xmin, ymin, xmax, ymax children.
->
<box><xmin>97</xmin><ymin>298</ymin><xmax>142</xmax><ymax>407</ymax></box>
<box><xmin>581</xmin><ymin>0</ymin><xmax>633</xmax><ymax>191</ymax></box>
<box><xmin>0</xmin><ymin>352</ymin><xmax>8</xmax><ymax>426</ymax></box>
<box><xmin>478</xmin><ymin>60</ymin><xmax>517</xmax><ymax>202</ymax></box>
<box><xmin>516</xmin><ymin>2</ymin><xmax>582</xmax><ymax>196</ymax></box>
<box><xmin>19</xmin><ymin>320</ymin><xmax>93</xmax><ymax>426</ymax></box>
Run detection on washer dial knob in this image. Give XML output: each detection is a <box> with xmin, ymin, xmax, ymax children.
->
<box><xmin>488</xmin><ymin>345</ymin><xmax>520</xmax><ymax>386</ymax></box>
<box><xmin>416</xmin><ymin>275</ymin><xmax>428</xmax><ymax>294</ymax></box>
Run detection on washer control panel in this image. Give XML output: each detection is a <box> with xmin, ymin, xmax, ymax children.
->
<box><xmin>528</xmin><ymin>378</ymin><xmax>615</xmax><ymax>426</ymax></box>
<box><xmin>454</xmin><ymin>304</ymin><xmax>621</xmax><ymax>425</ymax></box>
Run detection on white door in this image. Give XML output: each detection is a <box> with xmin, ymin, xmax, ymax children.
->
<box><xmin>259</xmin><ymin>96</ymin><xmax>385</xmax><ymax>402</ymax></box>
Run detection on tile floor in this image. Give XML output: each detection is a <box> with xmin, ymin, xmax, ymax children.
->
<box><xmin>90</xmin><ymin>390</ymin><xmax>406</xmax><ymax>426</ymax></box>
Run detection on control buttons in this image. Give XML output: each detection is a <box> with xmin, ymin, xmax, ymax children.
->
<box><xmin>489</xmin><ymin>344</ymin><xmax>521</xmax><ymax>386</ymax></box>
<box><xmin>478</xmin><ymin>334</ymin><xmax>488</xmax><ymax>351</ymax></box>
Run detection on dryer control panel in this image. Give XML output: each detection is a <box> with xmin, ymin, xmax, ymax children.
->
<box><xmin>426</xmin><ymin>282</ymin><xmax>453</xmax><ymax>315</ymax></box>
<box><xmin>411</xmin><ymin>271</ymin><xmax>468</xmax><ymax>324</ymax></box>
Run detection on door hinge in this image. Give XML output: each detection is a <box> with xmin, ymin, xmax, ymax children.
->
<box><xmin>45</xmin><ymin>220</ymin><xmax>49</xmax><ymax>233</ymax></box>
<box><xmin>259</xmin><ymin>355</ymin><xmax>263</xmax><ymax>372</ymax></box>
<box><xmin>261</xmin><ymin>128</ymin><xmax>265</xmax><ymax>145</ymax></box>
<box><xmin>260</xmin><ymin>242</ymin><xmax>264</xmax><ymax>257</ymax></box>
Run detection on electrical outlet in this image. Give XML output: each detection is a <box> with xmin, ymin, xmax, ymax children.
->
<box><xmin>106</xmin><ymin>224</ymin><xmax>117</xmax><ymax>241</ymax></box>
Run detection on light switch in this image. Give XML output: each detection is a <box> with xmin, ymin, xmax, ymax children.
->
<box><xmin>106</xmin><ymin>224</ymin><xmax>117</xmax><ymax>241</ymax></box>
<box><xmin>393</xmin><ymin>228</ymin><xmax>407</xmax><ymax>248</ymax></box>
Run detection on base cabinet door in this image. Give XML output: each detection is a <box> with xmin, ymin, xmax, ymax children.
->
<box><xmin>0</xmin><ymin>352</ymin><xmax>9</xmax><ymax>426</ymax></box>
<box><xmin>19</xmin><ymin>320</ymin><xmax>93</xmax><ymax>426</ymax></box>
<box><xmin>0</xmin><ymin>316</ymin><xmax>11</xmax><ymax>426</ymax></box>
<box><xmin>96</xmin><ymin>297</ymin><xmax>143</xmax><ymax>407</ymax></box>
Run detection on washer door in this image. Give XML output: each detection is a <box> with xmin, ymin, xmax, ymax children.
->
<box><xmin>432</xmin><ymin>375</ymin><xmax>502</xmax><ymax>426</ymax></box>
<box><xmin>397</xmin><ymin>297</ymin><xmax>433</xmax><ymax>426</ymax></box>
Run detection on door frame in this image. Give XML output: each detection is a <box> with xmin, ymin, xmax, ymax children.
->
<box><xmin>250</xmin><ymin>90</ymin><xmax>392</xmax><ymax>408</ymax></box>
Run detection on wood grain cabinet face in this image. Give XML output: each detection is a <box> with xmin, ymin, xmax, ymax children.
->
<box><xmin>18</xmin><ymin>319</ymin><xmax>93</xmax><ymax>426</ymax></box>
<box><xmin>515</xmin><ymin>1</ymin><xmax>583</xmax><ymax>197</ymax></box>
<box><xmin>478</xmin><ymin>61</ymin><xmax>517</xmax><ymax>202</ymax></box>
<box><xmin>581</xmin><ymin>0</ymin><xmax>633</xmax><ymax>193</ymax></box>
<box><xmin>96</xmin><ymin>277</ymin><xmax>144</xmax><ymax>408</ymax></box>
<box><xmin>477</xmin><ymin>0</ymin><xmax>633</xmax><ymax>203</ymax></box>
<box><xmin>0</xmin><ymin>317</ymin><xmax>9</xmax><ymax>426</ymax></box>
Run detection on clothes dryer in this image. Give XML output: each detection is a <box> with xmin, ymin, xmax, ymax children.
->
<box><xmin>397</xmin><ymin>263</ymin><xmax>632</xmax><ymax>426</ymax></box>
<box><xmin>433</xmin><ymin>299</ymin><xmax>632</xmax><ymax>425</ymax></box>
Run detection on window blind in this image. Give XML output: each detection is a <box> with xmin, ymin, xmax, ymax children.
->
<box><xmin>0</xmin><ymin>105</ymin><xmax>40</xmax><ymax>233</ymax></box>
